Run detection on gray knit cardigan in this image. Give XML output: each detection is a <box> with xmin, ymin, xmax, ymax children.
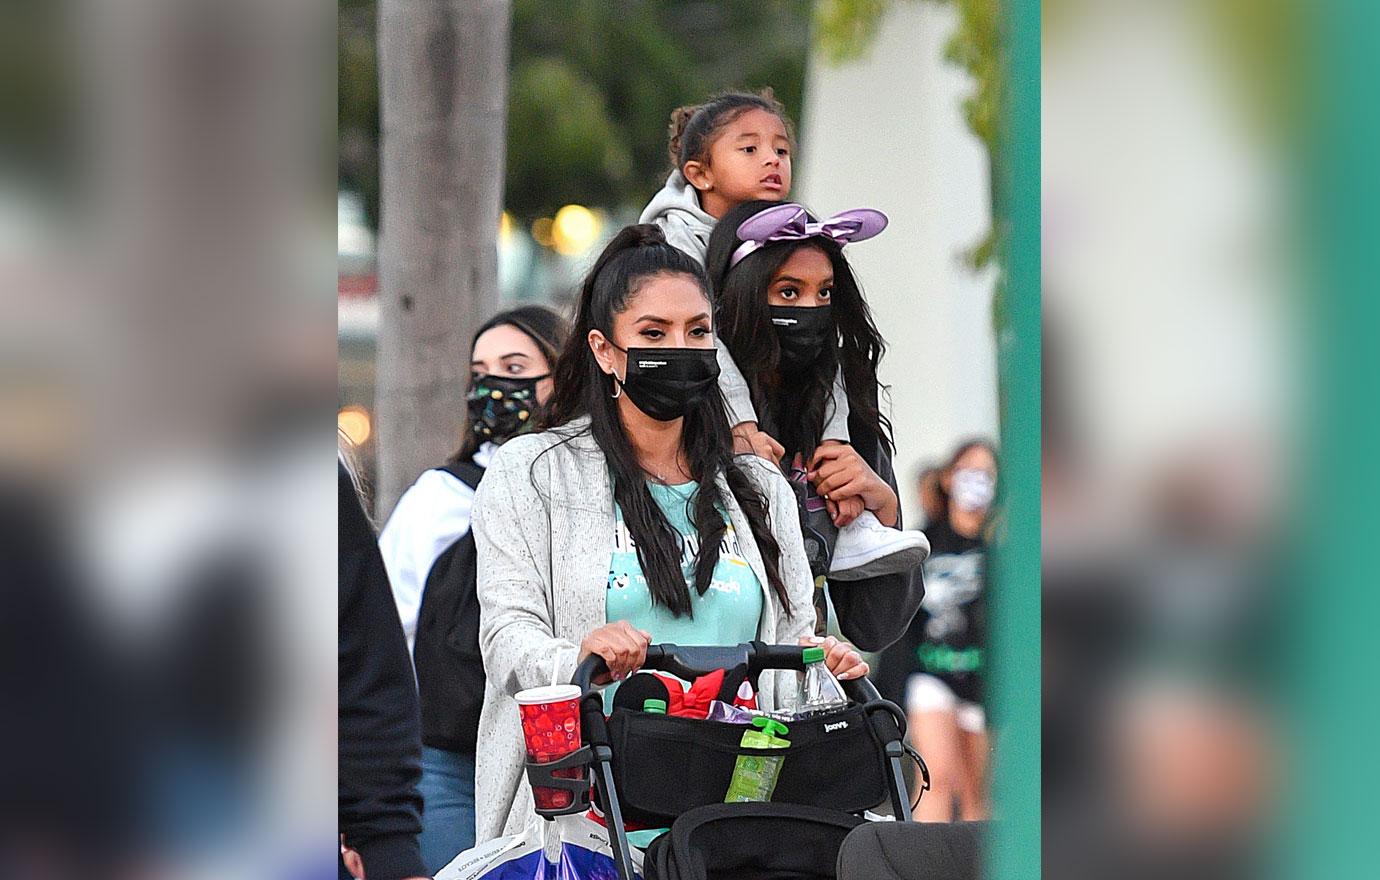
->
<box><xmin>470</xmin><ymin>418</ymin><xmax>816</xmax><ymax>842</ymax></box>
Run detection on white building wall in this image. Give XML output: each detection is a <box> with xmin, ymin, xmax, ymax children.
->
<box><xmin>797</xmin><ymin>1</ymin><xmax>999</xmax><ymax>526</ymax></box>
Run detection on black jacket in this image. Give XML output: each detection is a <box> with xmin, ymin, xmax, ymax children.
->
<box><xmin>825</xmin><ymin>413</ymin><xmax>928</xmax><ymax>653</ymax></box>
<box><xmin>338</xmin><ymin>462</ymin><xmax>426</xmax><ymax>880</ymax></box>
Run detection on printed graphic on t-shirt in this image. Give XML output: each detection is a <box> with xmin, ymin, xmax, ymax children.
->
<box><xmin>603</xmin><ymin>483</ymin><xmax>765</xmax><ymax>712</ymax></box>
<box><xmin>607</xmin><ymin>513</ymin><xmax>753</xmax><ymax>598</ymax></box>
<box><xmin>920</xmin><ymin>550</ymin><xmax>985</xmax><ymax>642</ymax></box>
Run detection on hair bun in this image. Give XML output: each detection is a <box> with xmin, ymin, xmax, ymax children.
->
<box><xmin>600</xmin><ymin>223</ymin><xmax>670</xmax><ymax>258</ymax></box>
<box><xmin>667</xmin><ymin>104</ymin><xmax>701</xmax><ymax>169</ymax></box>
<box><xmin>628</xmin><ymin>223</ymin><xmax>668</xmax><ymax>248</ymax></box>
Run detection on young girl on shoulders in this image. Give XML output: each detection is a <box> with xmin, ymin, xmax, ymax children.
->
<box><xmin>639</xmin><ymin>92</ymin><xmax>927</xmax><ymax>629</ymax></box>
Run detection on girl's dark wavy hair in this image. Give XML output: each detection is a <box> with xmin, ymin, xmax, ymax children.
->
<box><xmin>704</xmin><ymin>199</ymin><xmax>894</xmax><ymax>462</ymax></box>
<box><xmin>450</xmin><ymin>305</ymin><xmax>570</xmax><ymax>464</ymax></box>
<box><xmin>539</xmin><ymin>223</ymin><xmax>791</xmax><ymax>618</ymax></box>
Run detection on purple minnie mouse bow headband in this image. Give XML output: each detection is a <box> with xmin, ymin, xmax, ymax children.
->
<box><xmin>729</xmin><ymin>203</ymin><xmax>889</xmax><ymax>268</ymax></box>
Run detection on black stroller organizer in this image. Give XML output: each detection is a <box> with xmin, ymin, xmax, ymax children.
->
<box><xmin>522</xmin><ymin>641</ymin><xmax>922</xmax><ymax>880</ymax></box>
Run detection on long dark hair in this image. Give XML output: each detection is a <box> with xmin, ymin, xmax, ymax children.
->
<box><xmin>541</xmin><ymin>224</ymin><xmax>791</xmax><ymax>619</ymax></box>
<box><xmin>704</xmin><ymin>199</ymin><xmax>894</xmax><ymax>461</ymax></box>
<box><xmin>450</xmin><ymin>305</ymin><xmax>570</xmax><ymax>464</ymax></box>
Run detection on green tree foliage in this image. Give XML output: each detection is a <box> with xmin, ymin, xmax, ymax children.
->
<box><xmin>0</xmin><ymin>2</ymin><xmax>73</xmax><ymax>187</ymax></box>
<box><xmin>338</xmin><ymin>0</ymin><xmax>813</xmax><ymax>228</ymax></box>
<box><xmin>1043</xmin><ymin>0</ymin><xmax>1301</xmax><ymax>140</ymax></box>
<box><xmin>813</xmin><ymin>0</ymin><xmax>891</xmax><ymax>64</ymax></box>
<box><xmin>1201</xmin><ymin>0</ymin><xmax>1302</xmax><ymax>139</ymax></box>
<box><xmin>852</xmin><ymin>0</ymin><xmax>1300</xmax><ymax>312</ymax></box>
<box><xmin>504</xmin><ymin>59</ymin><xmax>631</xmax><ymax>219</ymax></box>
<box><xmin>935</xmin><ymin>0</ymin><xmax>1003</xmax><ymax>268</ymax></box>
<box><xmin>814</xmin><ymin>0</ymin><xmax>1002</xmax><ymax>267</ymax></box>
<box><xmin>339</xmin><ymin>0</ymin><xmax>382</xmax><ymax>227</ymax></box>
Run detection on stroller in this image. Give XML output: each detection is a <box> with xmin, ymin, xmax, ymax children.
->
<box><xmin>523</xmin><ymin>641</ymin><xmax>929</xmax><ymax>880</ymax></box>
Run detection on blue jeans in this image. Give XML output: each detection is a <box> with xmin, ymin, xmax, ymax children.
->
<box><xmin>418</xmin><ymin>746</ymin><xmax>476</xmax><ymax>874</ymax></box>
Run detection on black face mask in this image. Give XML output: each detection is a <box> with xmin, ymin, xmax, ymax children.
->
<box><xmin>612</xmin><ymin>345</ymin><xmax>721</xmax><ymax>422</ymax></box>
<box><xmin>769</xmin><ymin>305</ymin><xmax>835</xmax><ymax>370</ymax></box>
<box><xmin>466</xmin><ymin>373</ymin><xmax>546</xmax><ymax>444</ymax></box>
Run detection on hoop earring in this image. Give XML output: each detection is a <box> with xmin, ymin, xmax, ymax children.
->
<box><xmin>610</xmin><ymin>374</ymin><xmax>622</xmax><ymax>399</ymax></box>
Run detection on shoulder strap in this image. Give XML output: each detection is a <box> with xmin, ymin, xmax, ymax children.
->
<box><xmin>433</xmin><ymin>459</ymin><xmax>486</xmax><ymax>492</ymax></box>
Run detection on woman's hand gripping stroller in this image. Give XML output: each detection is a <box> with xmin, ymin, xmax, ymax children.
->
<box><xmin>580</xmin><ymin>621</ymin><xmax>653</xmax><ymax>684</ymax></box>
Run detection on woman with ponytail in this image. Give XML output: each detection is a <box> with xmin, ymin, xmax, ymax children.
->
<box><xmin>469</xmin><ymin>225</ymin><xmax>868</xmax><ymax>842</ymax></box>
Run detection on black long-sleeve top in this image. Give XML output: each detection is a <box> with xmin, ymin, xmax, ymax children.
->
<box><xmin>338</xmin><ymin>462</ymin><xmax>427</xmax><ymax>879</ymax></box>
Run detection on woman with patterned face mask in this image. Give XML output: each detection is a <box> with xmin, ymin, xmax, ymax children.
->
<box><xmin>876</xmin><ymin>439</ymin><xmax>998</xmax><ymax>823</ymax></box>
<box><xmin>378</xmin><ymin>305</ymin><xmax>568</xmax><ymax>874</ymax></box>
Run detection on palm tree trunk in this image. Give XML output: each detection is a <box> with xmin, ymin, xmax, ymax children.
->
<box><xmin>374</xmin><ymin>0</ymin><xmax>511</xmax><ymax>519</ymax></box>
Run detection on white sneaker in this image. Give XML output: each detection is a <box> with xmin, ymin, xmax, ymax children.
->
<box><xmin>828</xmin><ymin>510</ymin><xmax>930</xmax><ymax>581</ymax></box>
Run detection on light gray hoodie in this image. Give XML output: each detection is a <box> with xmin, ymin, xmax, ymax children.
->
<box><xmin>638</xmin><ymin>172</ymin><xmax>851</xmax><ymax>441</ymax></box>
<box><xmin>638</xmin><ymin>170</ymin><xmax>717</xmax><ymax>264</ymax></box>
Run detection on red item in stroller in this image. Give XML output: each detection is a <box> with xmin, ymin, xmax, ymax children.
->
<box><xmin>614</xmin><ymin>668</ymin><xmax>726</xmax><ymax>719</ymax></box>
<box><xmin>522</xmin><ymin>641</ymin><xmax>921</xmax><ymax>880</ymax></box>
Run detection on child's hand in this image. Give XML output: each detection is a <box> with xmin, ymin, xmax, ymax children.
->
<box><xmin>808</xmin><ymin>443</ymin><xmax>899</xmax><ymax>526</ymax></box>
<box><xmin>340</xmin><ymin>841</ymin><xmax>364</xmax><ymax>879</ymax></box>
<box><xmin>732</xmin><ymin>422</ymin><xmax>785</xmax><ymax>464</ymax></box>
<box><xmin>826</xmin><ymin>495</ymin><xmax>865</xmax><ymax>528</ymax></box>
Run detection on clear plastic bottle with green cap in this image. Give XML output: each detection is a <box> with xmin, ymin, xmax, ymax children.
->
<box><xmin>796</xmin><ymin>645</ymin><xmax>850</xmax><ymax>717</ymax></box>
<box><xmin>724</xmin><ymin>716</ymin><xmax>791</xmax><ymax>802</ymax></box>
<box><xmin>642</xmin><ymin>698</ymin><xmax>667</xmax><ymax>715</ymax></box>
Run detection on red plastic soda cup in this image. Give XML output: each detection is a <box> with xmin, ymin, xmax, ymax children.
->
<box><xmin>515</xmin><ymin>684</ymin><xmax>583</xmax><ymax>810</ymax></box>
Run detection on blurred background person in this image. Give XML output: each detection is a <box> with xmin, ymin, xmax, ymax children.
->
<box><xmin>876</xmin><ymin>439</ymin><xmax>997</xmax><ymax>821</ymax></box>
<box><xmin>0</xmin><ymin>476</ymin><xmax>142</xmax><ymax>877</ymax></box>
<box><xmin>916</xmin><ymin>465</ymin><xmax>947</xmax><ymax>529</ymax></box>
<box><xmin>377</xmin><ymin>305</ymin><xmax>568</xmax><ymax>872</ymax></box>
<box><xmin>339</xmin><ymin>445</ymin><xmax>428</xmax><ymax>880</ymax></box>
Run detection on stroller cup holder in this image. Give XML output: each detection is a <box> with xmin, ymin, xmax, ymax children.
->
<box><xmin>523</xmin><ymin>744</ymin><xmax>594</xmax><ymax>818</ymax></box>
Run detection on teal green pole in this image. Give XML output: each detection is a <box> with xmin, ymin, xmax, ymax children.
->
<box><xmin>987</xmin><ymin>0</ymin><xmax>1040</xmax><ymax>877</ymax></box>
<box><xmin>1294</xmin><ymin>1</ymin><xmax>1380</xmax><ymax>877</ymax></box>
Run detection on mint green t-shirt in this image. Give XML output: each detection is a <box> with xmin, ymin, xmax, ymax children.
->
<box><xmin>605</xmin><ymin>480</ymin><xmax>764</xmax><ymax>848</ymax></box>
<box><xmin>606</xmin><ymin>480</ymin><xmax>764</xmax><ymax>650</ymax></box>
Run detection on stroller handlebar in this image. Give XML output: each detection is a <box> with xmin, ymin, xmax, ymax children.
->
<box><xmin>573</xmin><ymin>642</ymin><xmax>884</xmax><ymax>705</ymax></box>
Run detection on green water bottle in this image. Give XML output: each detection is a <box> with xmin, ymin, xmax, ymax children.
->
<box><xmin>724</xmin><ymin>716</ymin><xmax>791</xmax><ymax>802</ymax></box>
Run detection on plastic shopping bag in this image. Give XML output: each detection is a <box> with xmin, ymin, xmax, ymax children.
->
<box><xmin>437</xmin><ymin>812</ymin><xmax>643</xmax><ymax>880</ymax></box>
